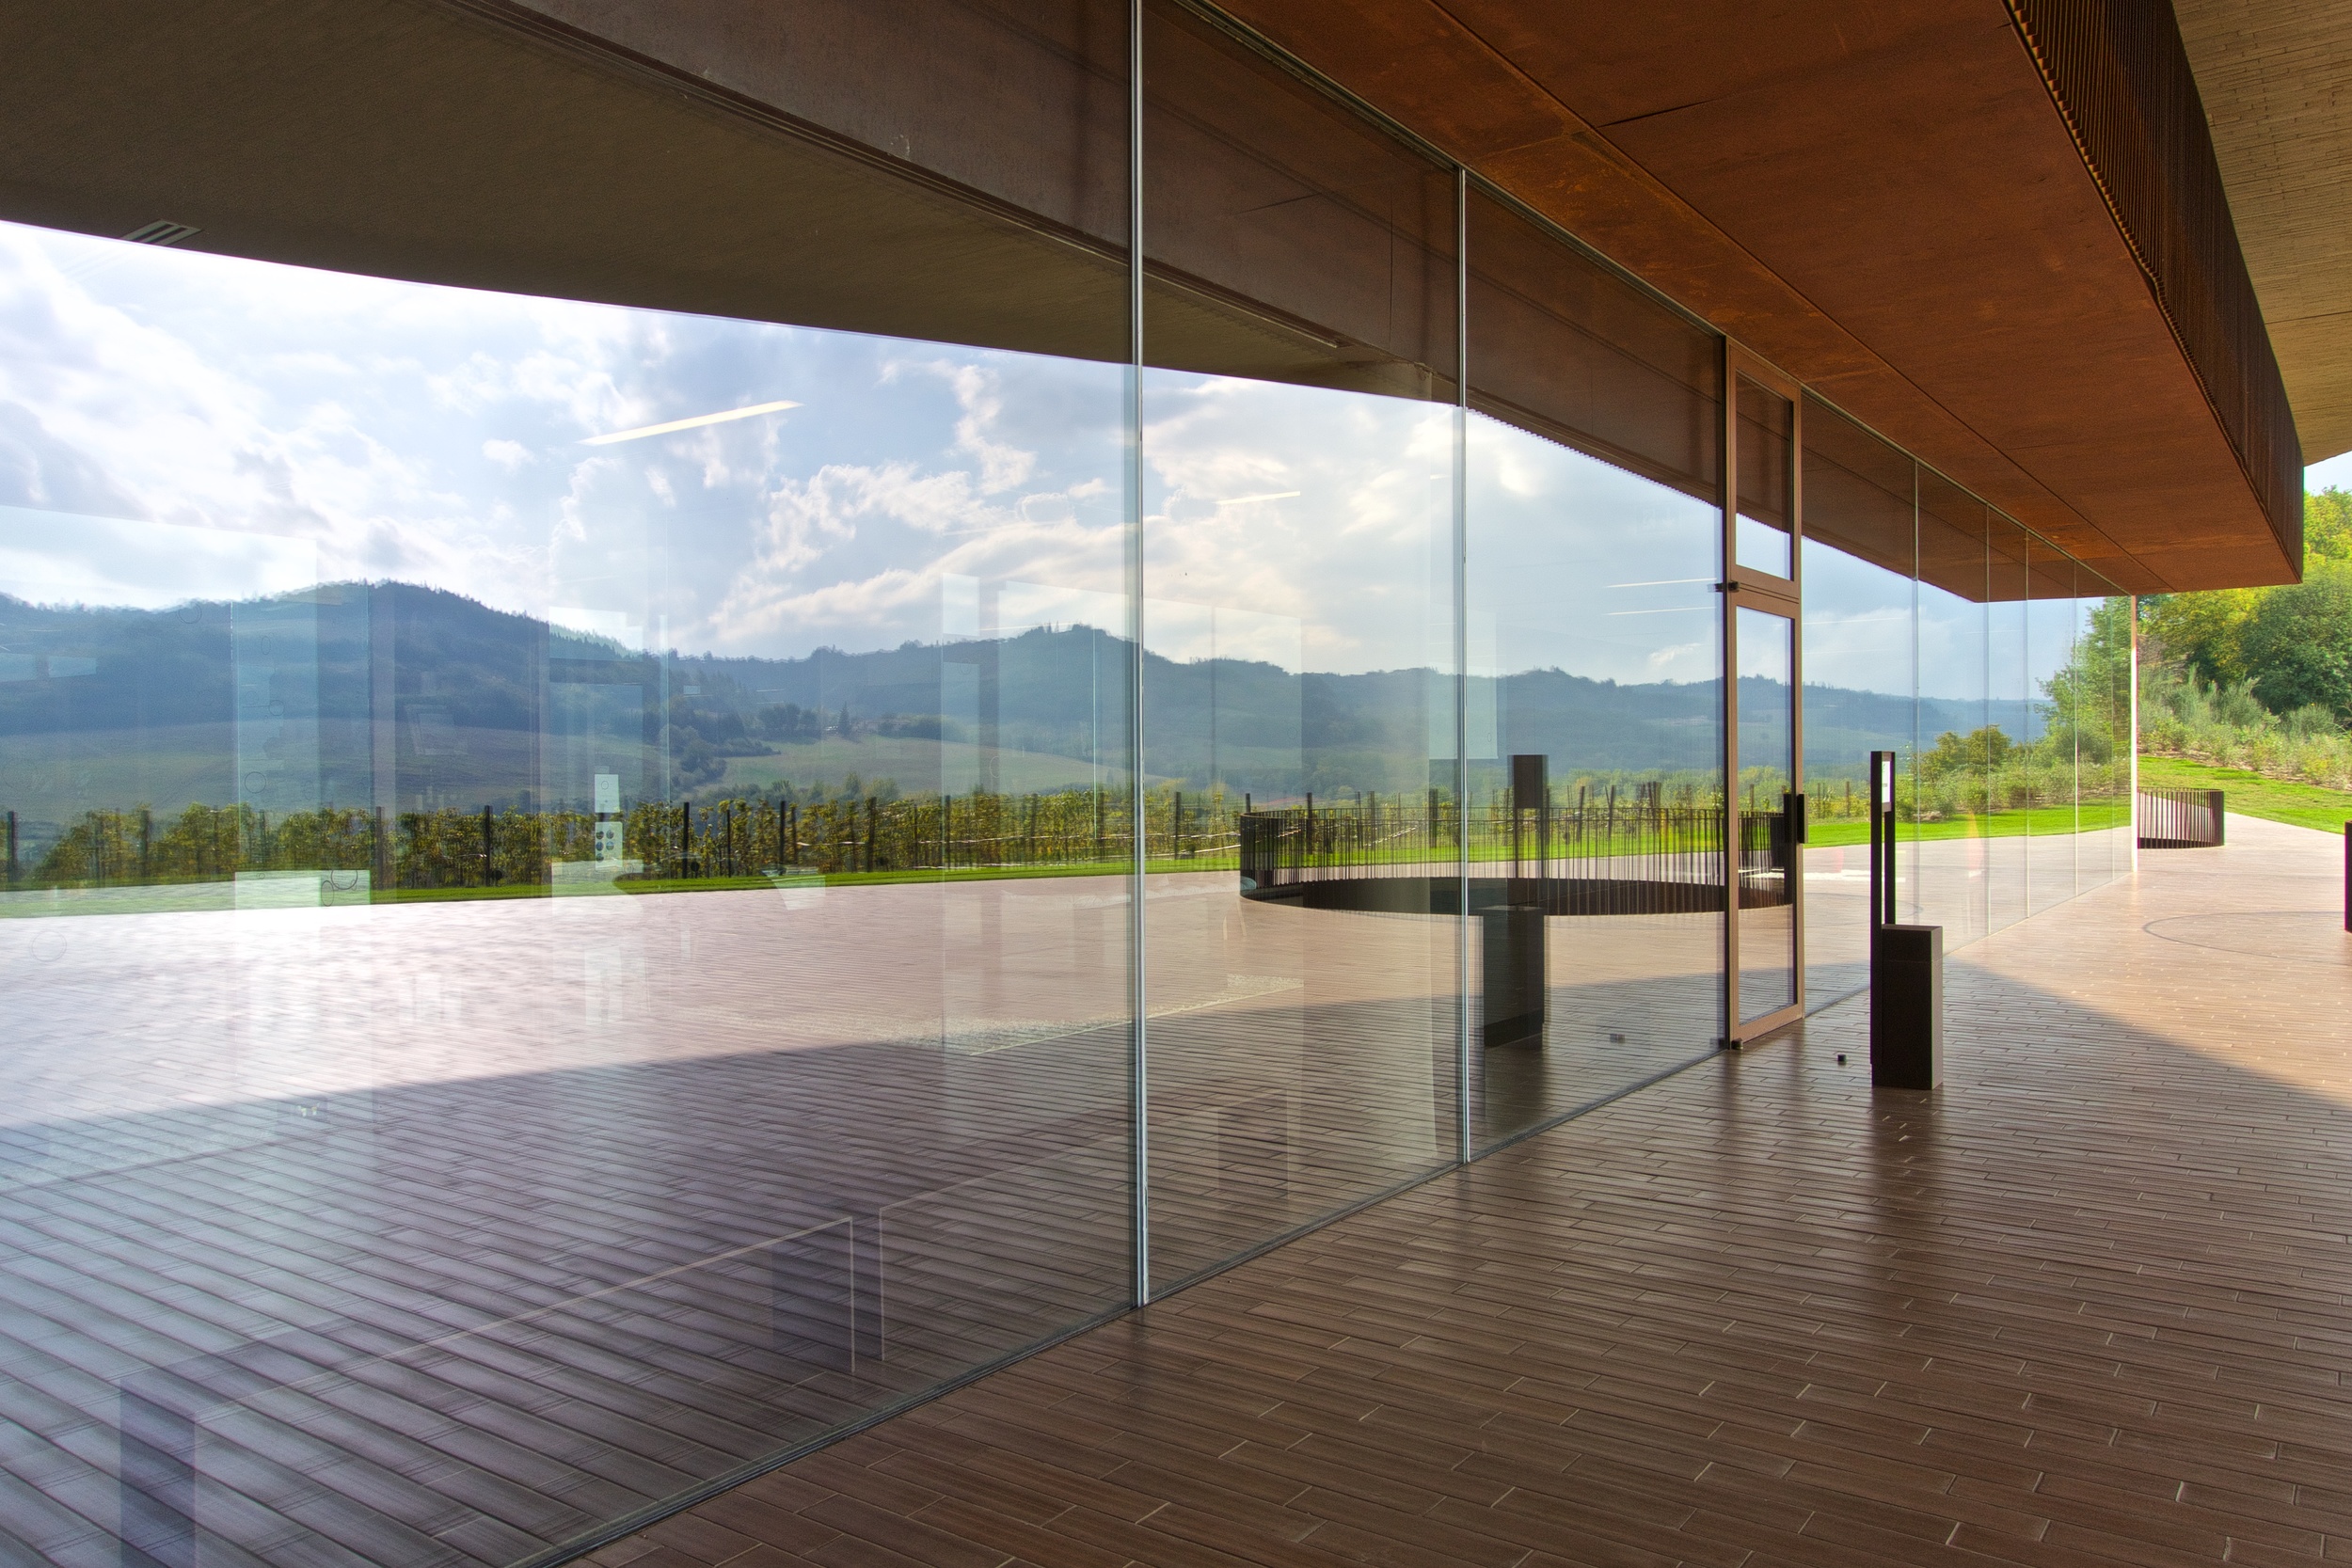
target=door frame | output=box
[1723,344,1805,1044]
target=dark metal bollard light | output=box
[1867,750,1941,1089]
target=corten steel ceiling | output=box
[1209,0,2297,592]
[2175,0,2352,467]
[0,0,2300,592]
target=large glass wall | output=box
[1799,407,2133,1018]
[1799,399,1916,1005]
[1914,472,1993,947]
[1463,188,1724,1148]
[2079,566,2137,879]
[2025,537,2083,914]
[0,8,2146,1562]
[1136,0,1458,1291]
[1987,516,2033,935]
[0,7,1140,1564]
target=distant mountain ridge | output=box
[0,583,2044,815]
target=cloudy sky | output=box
[0,217,2096,696]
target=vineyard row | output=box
[4,766,2126,894]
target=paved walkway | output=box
[599,816,2352,1568]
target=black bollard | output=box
[1867,750,1941,1088]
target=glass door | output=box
[1734,605,1800,1023]
[1724,350,1804,1038]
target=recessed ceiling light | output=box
[584,400,801,445]
[120,221,200,246]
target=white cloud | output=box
[0,218,1738,688]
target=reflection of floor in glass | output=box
[1144,886,1459,1290]
[0,838,2127,1566]
[1477,911,1722,1148]
[0,869,1518,1566]
[1738,898,1796,1020]
[0,878,1167,1567]
[1802,830,2132,1006]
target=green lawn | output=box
[2137,753,2352,835]
[1806,800,2130,848]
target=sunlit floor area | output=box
[593,816,2352,1568]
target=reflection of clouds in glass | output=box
[1805,534,2077,705]
[1469,412,1717,687]
[1915,585,1985,703]
[1646,638,1707,676]
[998,579,1124,638]
[1144,594,1302,673]
[1142,373,1451,674]
[0,219,1126,661]
[0,507,319,610]
[1802,606,1910,698]
[2020,606,2076,694]
[1800,539,1913,697]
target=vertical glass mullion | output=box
[1454,166,1471,1166]
[1909,463,1921,924]
[1126,0,1149,1308]
[1721,346,1740,1037]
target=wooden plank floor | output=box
[596,816,2352,1568]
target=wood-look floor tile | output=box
[599,822,2352,1568]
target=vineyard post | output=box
[139,808,151,882]
[680,800,692,879]
[4,809,14,885]
[866,797,878,873]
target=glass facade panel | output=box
[2077,571,2136,885]
[1915,472,1990,944]
[0,5,1136,1556]
[2024,533,2082,914]
[1138,0,1458,1288]
[1986,515,2033,934]
[1798,398,1916,1006]
[1463,188,1724,1146]
[0,13,2160,1559]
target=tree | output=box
[2039,595,2132,765]
[2140,488,2352,690]
[1920,725,2014,781]
[2308,486,2352,565]
[2139,587,2259,685]
[2240,562,2352,721]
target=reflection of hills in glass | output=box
[0,582,2038,832]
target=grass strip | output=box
[2137,753,2352,835]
